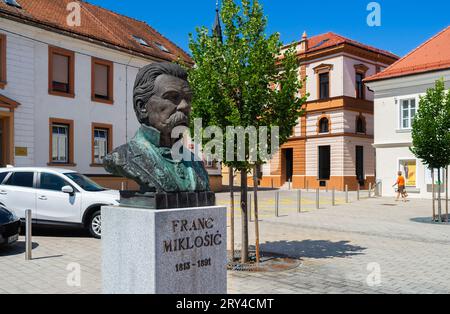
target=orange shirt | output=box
[397,176,405,187]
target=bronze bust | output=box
[104,62,213,208]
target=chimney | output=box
[299,31,308,52]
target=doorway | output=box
[318,146,331,180]
[0,113,13,167]
[356,146,364,186]
[284,148,294,183]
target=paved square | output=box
[1,190,449,294]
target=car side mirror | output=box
[62,185,74,195]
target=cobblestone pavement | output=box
[1,190,449,294]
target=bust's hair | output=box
[133,62,188,124]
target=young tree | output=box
[411,79,450,222]
[189,0,306,262]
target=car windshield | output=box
[64,173,107,192]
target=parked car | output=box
[0,167,120,238]
[0,205,20,247]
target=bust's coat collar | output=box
[134,124,161,147]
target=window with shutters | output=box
[92,58,114,104]
[49,47,75,97]
[0,34,6,89]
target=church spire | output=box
[213,0,223,43]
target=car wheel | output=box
[88,210,102,239]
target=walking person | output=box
[393,171,407,202]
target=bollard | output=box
[357,185,360,201]
[306,181,309,193]
[288,179,291,191]
[297,190,302,213]
[275,191,280,217]
[369,183,372,198]
[25,209,32,261]
[332,188,336,206]
[316,189,320,210]
[345,185,349,203]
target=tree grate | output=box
[227,250,301,272]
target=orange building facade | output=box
[234,32,399,191]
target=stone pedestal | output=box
[101,205,227,294]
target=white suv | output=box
[0,167,120,238]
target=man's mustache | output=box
[167,111,189,128]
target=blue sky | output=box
[88,0,450,57]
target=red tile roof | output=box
[285,32,399,60]
[366,26,450,82]
[0,0,192,63]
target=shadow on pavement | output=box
[19,226,91,238]
[0,241,39,257]
[411,217,450,225]
[257,240,366,259]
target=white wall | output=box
[367,69,450,199]
[1,18,150,174]
[1,28,35,166]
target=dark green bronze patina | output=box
[104,62,213,208]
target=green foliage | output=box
[411,79,450,169]
[188,0,307,171]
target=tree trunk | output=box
[229,167,235,261]
[446,166,449,223]
[432,169,436,222]
[253,164,260,264]
[438,168,442,222]
[240,170,249,263]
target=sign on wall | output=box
[15,147,28,157]
[399,160,416,187]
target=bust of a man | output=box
[104,62,210,193]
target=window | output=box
[5,172,34,188]
[318,146,331,180]
[319,72,329,99]
[155,42,170,53]
[4,0,22,8]
[132,35,150,47]
[319,117,330,134]
[356,116,366,133]
[52,125,69,163]
[400,99,416,129]
[39,173,70,191]
[49,118,74,166]
[0,34,6,88]
[92,123,112,166]
[49,47,75,97]
[0,172,9,184]
[92,58,114,104]
[64,173,106,192]
[356,73,365,99]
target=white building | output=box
[366,26,450,198]
[0,0,225,190]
